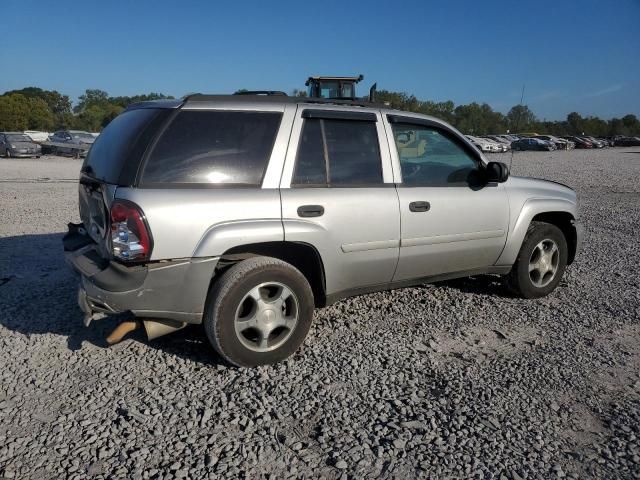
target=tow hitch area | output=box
[78,286,188,344]
[77,287,107,327]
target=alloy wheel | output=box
[234,282,299,352]
[528,239,560,288]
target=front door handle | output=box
[297,205,324,218]
[409,201,431,212]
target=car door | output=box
[280,106,400,298]
[384,114,510,282]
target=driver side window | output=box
[391,123,478,186]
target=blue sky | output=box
[2,0,639,120]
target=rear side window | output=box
[141,111,282,186]
[293,118,383,186]
[82,108,171,184]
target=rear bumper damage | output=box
[64,223,218,326]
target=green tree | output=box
[374,90,420,112]
[454,102,486,134]
[27,97,55,130]
[0,94,30,131]
[567,112,583,134]
[621,114,639,132]
[608,118,626,136]
[419,100,455,124]
[507,105,537,132]
[74,89,110,113]
[109,92,174,108]
[3,87,71,115]
[74,105,102,131]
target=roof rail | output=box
[182,94,386,108]
[234,90,288,96]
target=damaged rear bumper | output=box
[64,223,219,325]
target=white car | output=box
[23,131,51,143]
[466,135,502,153]
[484,136,511,152]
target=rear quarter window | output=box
[82,108,171,184]
[140,110,282,186]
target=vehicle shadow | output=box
[438,274,514,298]
[0,232,225,366]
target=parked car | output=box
[23,130,51,143]
[535,135,574,150]
[511,137,555,151]
[613,136,640,146]
[484,136,511,151]
[63,95,582,366]
[0,132,42,158]
[50,130,96,157]
[581,136,606,148]
[498,134,520,142]
[466,135,501,153]
[562,136,593,149]
[482,137,509,152]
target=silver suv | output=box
[64,95,582,367]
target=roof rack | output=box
[183,93,386,108]
[233,90,288,96]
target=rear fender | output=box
[192,220,284,258]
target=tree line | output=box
[373,90,640,138]
[1,86,639,138]
[0,87,173,132]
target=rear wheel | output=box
[204,256,314,367]
[506,221,568,298]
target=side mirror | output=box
[485,161,509,183]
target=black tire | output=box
[506,221,568,299]
[204,256,314,367]
[5,149,11,158]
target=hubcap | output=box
[234,282,299,353]
[528,239,560,288]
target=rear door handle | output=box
[409,201,430,212]
[297,205,324,218]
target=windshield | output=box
[7,134,31,142]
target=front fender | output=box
[496,197,577,266]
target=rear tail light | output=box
[110,200,153,262]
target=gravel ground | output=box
[0,149,639,479]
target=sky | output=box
[2,0,639,120]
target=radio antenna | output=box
[509,83,526,171]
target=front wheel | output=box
[506,221,568,298]
[204,256,315,367]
